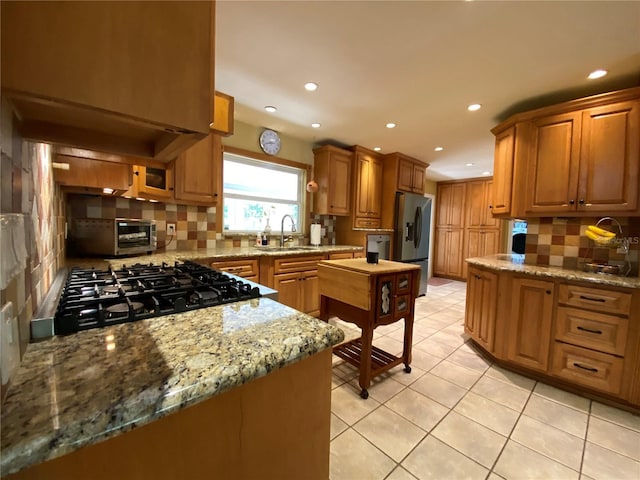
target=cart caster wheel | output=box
[360,389,369,399]
[404,365,412,373]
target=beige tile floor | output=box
[329,280,640,480]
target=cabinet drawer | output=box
[558,284,631,316]
[274,255,325,274]
[354,218,381,229]
[550,342,624,395]
[555,307,628,356]
[328,252,354,260]
[211,258,259,278]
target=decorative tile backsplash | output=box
[1,99,65,381]
[525,217,640,276]
[66,195,218,252]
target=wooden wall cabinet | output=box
[353,147,383,229]
[506,276,554,372]
[465,266,498,352]
[1,1,215,162]
[312,145,352,216]
[53,155,132,194]
[174,133,222,205]
[492,88,640,218]
[383,153,429,194]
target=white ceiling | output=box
[215,1,640,181]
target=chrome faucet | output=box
[280,214,296,247]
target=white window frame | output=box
[222,150,308,234]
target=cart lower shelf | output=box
[333,337,411,399]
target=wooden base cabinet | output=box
[266,255,325,317]
[465,264,640,409]
[506,277,554,372]
[434,228,463,278]
[465,266,498,352]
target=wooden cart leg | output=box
[359,325,373,399]
[403,314,414,373]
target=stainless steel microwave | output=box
[70,218,157,257]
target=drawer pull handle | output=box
[573,362,598,373]
[577,326,603,335]
[578,295,606,303]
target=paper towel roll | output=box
[310,224,321,246]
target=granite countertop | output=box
[467,254,640,289]
[0,299,344,476]
[77,244,364,270]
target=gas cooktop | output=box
[54,260,261,334]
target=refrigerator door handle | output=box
[405,222,414,242]
[414,207,422,248]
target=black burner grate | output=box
[54,261,261,334]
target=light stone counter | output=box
[88,245,364,270]
[0,298,344,476]
[467,254,640,289]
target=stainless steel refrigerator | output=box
[393,191,432,296]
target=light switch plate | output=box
[1,302,20,385]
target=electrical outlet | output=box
[167,223,176,235]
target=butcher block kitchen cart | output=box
[318,259,421,398]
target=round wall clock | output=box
[259,129,281,155]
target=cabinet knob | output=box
[569,199,575,205]
[578,199,585,205]
[545,290,551,295]
[488,205,492,209]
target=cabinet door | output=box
[492,127,515,216]
[507,277,554,371]
[525,112,581,214]
[354,153,372,218]
[398,159,414,192]
[369,155,383,218]
[302,271,320,316]
[273,272,301,311]
[328,152,351,215]
[435,228,464,278]
[54,155,131,190]
[578,101,639,213]
[465,267,497,352]
[174,133,220,205]
[481,229,501,257]
[412,163,426,194]
[137,165,174,199]
[466,181,488,228]
[482,181,499,228]
[436,183,466,227]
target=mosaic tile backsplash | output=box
[525,217,640,276]
[66,195,218,253]
[1,98,66,391]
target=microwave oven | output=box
[70,218,157,257]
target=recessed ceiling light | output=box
[434,147,444,152]
[373,147,381,152]
[588,69,608,80]
[264,106,277,113]
[304,82,318,91]
[386,122,396,129]
[466,163,474,167]
[482,171,491,176]
[311,123,321,128]
[467,104,482,112]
